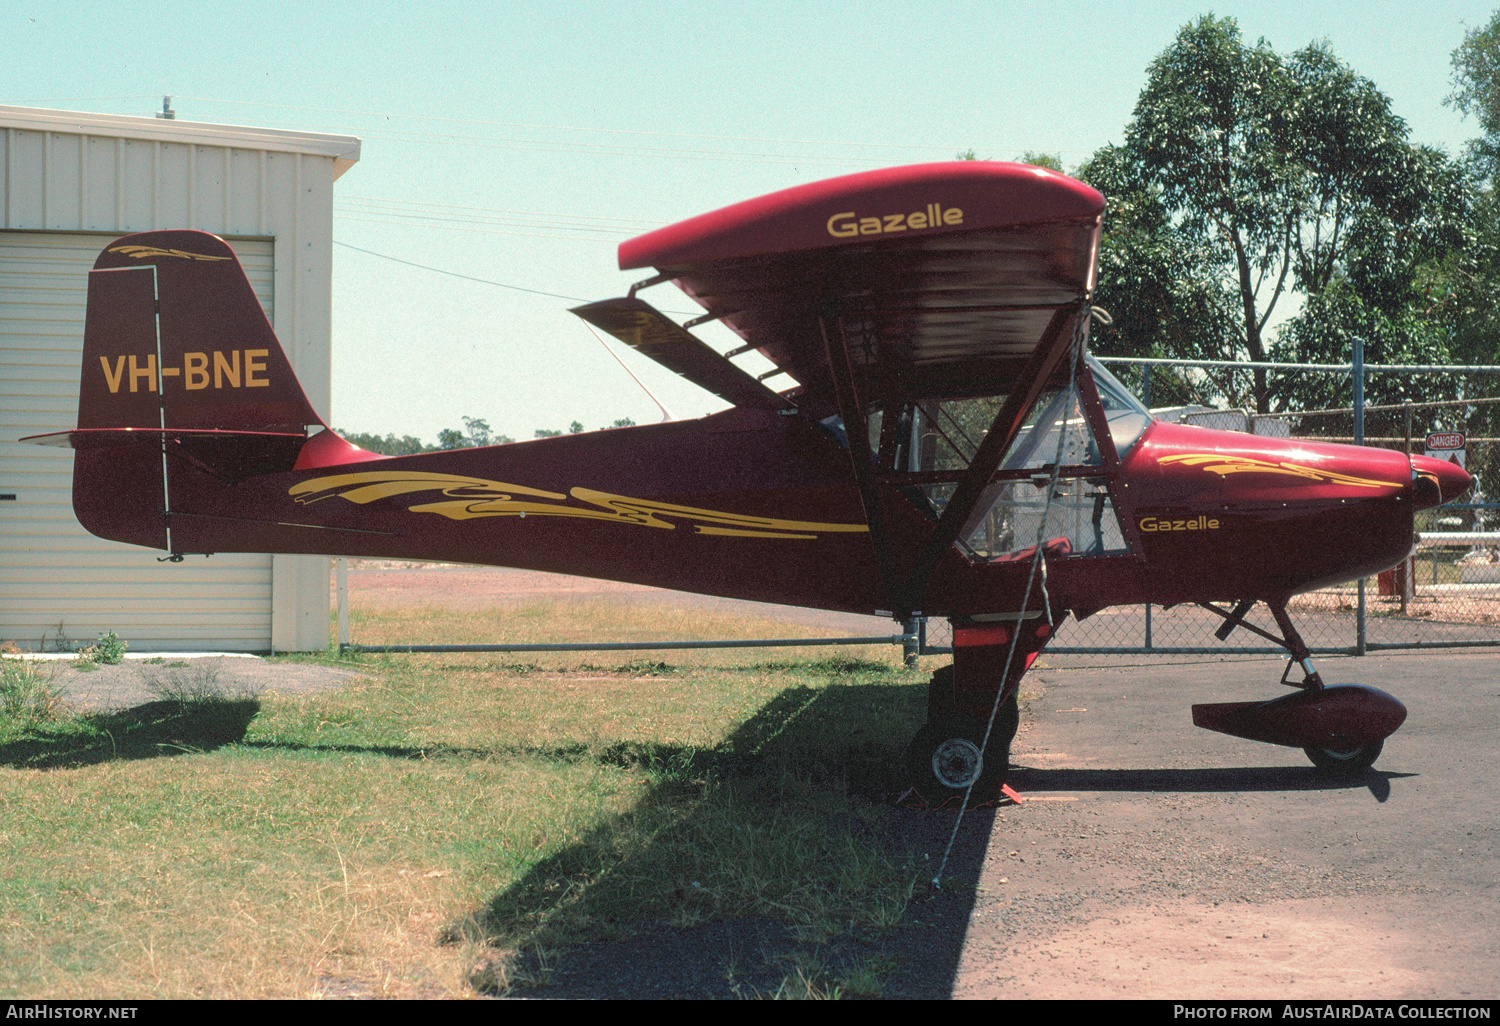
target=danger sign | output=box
[1426,431,1466,470]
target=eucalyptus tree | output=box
[1444,8,1500,372]
[1449,8,1500,186]
[1083,15,1472,412]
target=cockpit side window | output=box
[954,384,1130,559]
[858,368,1137,560]
[821,357,1147,562]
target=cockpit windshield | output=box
[1087,356,1152,459]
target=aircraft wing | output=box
[570,297,790,411]
[615,162,1105,404]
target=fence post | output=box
[337,558,349,653]
[1354,337,1367,655]
[902,617,920,668]
[1144,603,1153,650]
[1401,399,1415,612]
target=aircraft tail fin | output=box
[76,229,323,434]
[23,230,376,550]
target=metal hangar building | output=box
[0,104,360,652]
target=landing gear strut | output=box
[906,611,1062,805]
[907,681,1019,805]
[1194,599,1406,774]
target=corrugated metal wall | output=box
[0,232,276,651]
[0,116,353,651]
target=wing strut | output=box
[819,314,902,610]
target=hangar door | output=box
[0,231,277,652]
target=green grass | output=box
[0,637,929,998]
[0,658,64,723]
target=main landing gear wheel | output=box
[1304,739,1383,776]
[906,695,1019,807]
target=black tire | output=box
[1304,739,1383,775]
[907,694,1019,806]
[926,665,955,720]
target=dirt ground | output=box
[40,656,363,713]
[339,560,894,635]
[337,563,1498,1000]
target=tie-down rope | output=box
[930,305,1090,888]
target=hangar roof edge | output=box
[0,105,361,179]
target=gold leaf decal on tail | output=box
[289,471,868,540]
[1158,454,1394,489]
[108,245,232,262]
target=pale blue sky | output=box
[5,1,1495,441]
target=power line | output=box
[333,240,705,319]
[334,195,662,241]
[333,240,595,302]
[338,194,666,228]
[23,95,158,105]
[250,117,897,168]
[336,212,632,243]
[21,95,1086,160]
[176,94,1030,153]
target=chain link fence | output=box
[920,366,1500,656]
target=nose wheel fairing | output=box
[1192,684,1408,753]
[1192,599,1407,773]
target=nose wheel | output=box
[1305,740,1383,775]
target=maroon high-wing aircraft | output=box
[26,162,1471,804]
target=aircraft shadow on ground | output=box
[0,698,260,770]
[440,679,995,1000]
[1008,764,1412,803]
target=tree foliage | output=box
[336,430,435,456]
[437,416,514,449]
[341,416,516,454]
[1016,151,1063,172]
[1080,15,1476,412]
[1443,9,1500,376]
[344,415,641,451]
[1078,143,1238,408]
[1450,8,1500,185]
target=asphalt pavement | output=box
[930,649,1500,999]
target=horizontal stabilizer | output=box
[570,297,792,411]
[23,426,310,484]
[22,427,306,449]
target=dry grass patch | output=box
[339,596,903,671]
[0,745,640,998]
[0,657,65,723]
